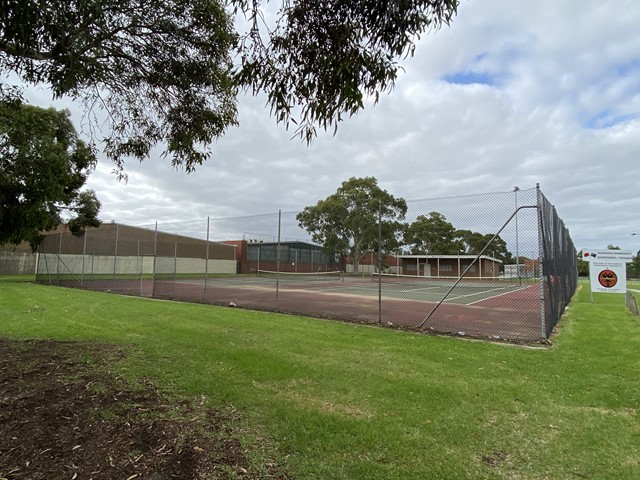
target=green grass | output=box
[1,278,638,479]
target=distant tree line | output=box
[297,177,517,273]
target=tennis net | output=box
[254,269,343,282]
[373,273,519,290]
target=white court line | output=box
[466,285,531,305]
[400,286,443,293]
[311,283,375,292]
[444,286,511,303]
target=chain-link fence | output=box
[0,244,37,274]
[36,185,576,342]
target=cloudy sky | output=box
[22,0,640,253]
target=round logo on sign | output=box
[598,269,618,288]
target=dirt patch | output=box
[0,338,287,479]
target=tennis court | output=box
[136,271,539,341]
[54,270,542,341]
[35,186,576,343]
[322,274,532,304]
[187,271,531,304]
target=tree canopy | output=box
[0,0,458,173]
[404,212,461,255]
[0,99,101,250]
[403,214,514,262]
[296,177,407,273]
[457,229,513,264]
[298,178,521,272]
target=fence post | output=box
[378,201,382,325]
[91,234,95,277]
[152,222,158,297]
[173,242,178,281]
[276,210,281,308]
[113,224,119,289]
[536,183,546,340]
[138,241,142,295]
[81,231,87,288]
[57,229,63,283]
[514,186,522,285]
[204,217,210,301]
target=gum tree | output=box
[297,177,407,274]
[404,212,461,255]
[0,99,100,250]
[0,0,459,174]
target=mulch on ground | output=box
[0,338,287,480]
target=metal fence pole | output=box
[536,183,546,340]
[276,210,281,308]
[152,222,158,297]
[515,186,521,285]
[91,234,95,277]
[112,224,119,289]
[378,201,382,325]
[34,248,40,278]
[204,217,210,301]
[138,241,142,295]
[173,242,178,281]
[57,230,62,283]
[81,231,87,288]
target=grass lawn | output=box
[1,277,638,479]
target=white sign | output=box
[583,249,632,296]
[582,249,633,262]
[589,260,626,294]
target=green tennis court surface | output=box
[173,272,532,305]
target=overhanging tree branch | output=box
[1,0,458,172]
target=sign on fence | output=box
[582,249,633,296]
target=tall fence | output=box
[0,245,37,274]
[36,185,577,343]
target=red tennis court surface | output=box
[59,276,544,342]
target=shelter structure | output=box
[396,254,502,278]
